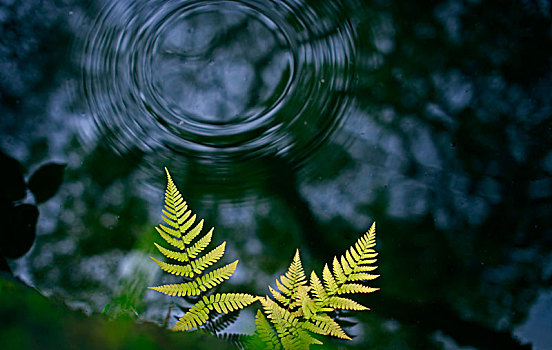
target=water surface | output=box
[1,0,551,349]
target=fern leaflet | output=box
[256,223,380,349]
[148,168,258,331]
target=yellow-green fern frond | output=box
[255,310,282,350]
[269,285,289,306]
[296,286,319,319]
[260,297,320,350]
[181,218,203,245]
[322,264,338,296]
[173,293,258,331]
[258,223,380,349]
[186,228,213,259]
[189,241,226,275]
[155,226,184,250]
[327,296,369,311]
[308,314,350,340]
[337,283,379,295]
[154,243,188,262]
[150,256,194,277]
[309,272,329,308]
[150,168,261,335]
[323,223,380,296]
[195,260,239,291]
[260,297,298,334]
[148,281,202,297]
[274,250,308,307]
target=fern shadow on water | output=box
[149,168,380,349]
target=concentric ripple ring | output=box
[81,0,359,169]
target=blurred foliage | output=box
[0,274,234,350]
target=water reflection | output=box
[80,0,358,191]
[0,0,551,349]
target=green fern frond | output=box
[150,256,194,277]
[148,281,202,297]
[155,226,185,250]
[149,261,239,296]
[154,243,188,262]
[173,293,258,331]
[196,260,239,291]
[269,285,289,306]
[324,222,380,296]
[347,272,379,281]
[158,222,180,237]
[186,228,213,259]
[274,250,308,307]
[327,296,369,311]
[296,286,319,319]
[309,272,329,308]
[260,297,298,334]
[189,241,226,275]
[181,218,203,245]
[257,223,380,349]
[260,297,321,349]
[337,283,380,295]
[322,264,338,296]
[149,168,261,334]
[309,314,351,340]
[332,257,347,285]
[255,310,283,350]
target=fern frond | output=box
[275,250,307,307]
[150,256,193,277]
[159,222,180,237]
[301,320,327,336]
[269,285,289,306]
[337,283,379,295]
[296,286,319,319]
[323,223,379,297]
[309,314,351,340]
[255,310,282,350]
[173,293,258,331]
[347,272,380,281]
[190,241,226,275]
[258,223,380,349]
[155,226,184,250]
[309,272,329,308]
[322,264,338,296]
[148,281,202,297]
[332,257,347,285]
[196,260,239,291]
[154,243,188,262]
[151,168,261,336]
[186,228,213,259]
[353,265,378,272]
[327,296,369,311]
[260,297,321,349]
[163,167,191,231]
[182,218,203,245]
[172,298,210,331]
[260,297,298,334]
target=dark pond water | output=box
[1,0,551,349]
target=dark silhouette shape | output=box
[28,163,66,203]
[0,203,39,259]
[0,152,26,203]
[0,150,65,272]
